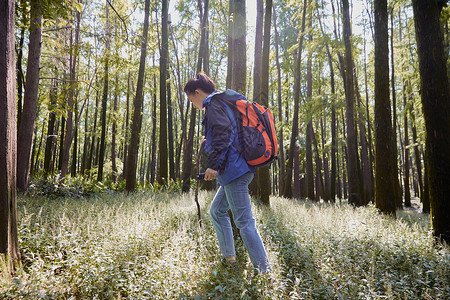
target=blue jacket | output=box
[202,90,255,186]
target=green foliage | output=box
[27,174,109,198]
[1,193,449,299]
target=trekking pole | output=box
[194,142,205,228]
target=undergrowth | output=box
[0,192,449,299]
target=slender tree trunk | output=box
[122,71,131,179]
[97,2,110,182]
[412,0,450,244]
[86,91,99,173]
[305,52,314,200]
[16,0,42,190]
[226,0,234,89]
[374,0,397,215]
[151,74,157,183]
[16,27,25,127]
[60,5,81,180]
[182,1,209,192]
[44,80,58,174]
[403,82,411,207]
[390,9,402,209]
[363,24,375,203]
[409,102,424,204]
[312,124,325,202]
[273,6,285,197]
[71,101,78,176]
[80,93,89,175]
[249,0,264,198]
[342,0,361,206]
[125,0,150,192]
[253,0,264,104]
[111,75,118,183]
[0,0,19,273]
[284,0,308,198]
[158,0,169,185]
[231,0,246,94]
[257,0,272,205]
[354,67,371,205]
[167,73,175,181]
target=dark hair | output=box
[184,72,216,95]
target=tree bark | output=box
[226,0,234,89]
[284,0,308,198]
[342,0,361,206]
[17,0,42,190]
[111,75,118,183]
[61,5,82,180]
[249,0,264,198]
[257,0,272,205]
[231,0,246,94]
[126,0,150,192]
[0,0,19,274]
[374,0,397,215]
[412,0,450,244]
[403,82,411,207]
[44,80,58,174]
[157,0,169,185]
[97,2,110,182]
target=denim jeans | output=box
[210,172,271,273]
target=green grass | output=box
[1,191,449,299]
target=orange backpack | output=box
[215,95,278,168]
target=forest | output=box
[1,0,450,298]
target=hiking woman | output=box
[184,72,271,274]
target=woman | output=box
[184,73,271,274]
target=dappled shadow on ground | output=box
[260,208,333,299]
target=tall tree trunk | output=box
[167,73,175,181]
[231,0,246,94]
[158,0,169,185]
[412,0,450,244]
[0,0,19,273]
[80,93,89,175]
[342,0,361,206]
[305,51,314,200]
[17,0,42,190]
[363,23,375,203]
[71,100,78,176]
[403,83,411,207]
[60,5,81,180]
[125,0,150,192]
[16,27,25,127]
[284,0,308,198]
[151,74,157,183]
[86,91,99,173]
[374,0,397,215]
[44,80,58,174]
[182,0,209,192]
[97,2,110,182]
[249,0,264,198]
[320,19,337,202]
[257,0,272,205]
[273,5,285,197]
[226,0,234,89]
[122,71,131,179]
[111,75,118,183]
[409,101,424,204]
[390,9,402,209]
[253,0,264,104]
[354,66,372,205]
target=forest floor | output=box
[1,190,449,299]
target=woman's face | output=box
[187,89,207,110]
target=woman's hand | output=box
[204,168,217,181]
[201,136,206,146]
